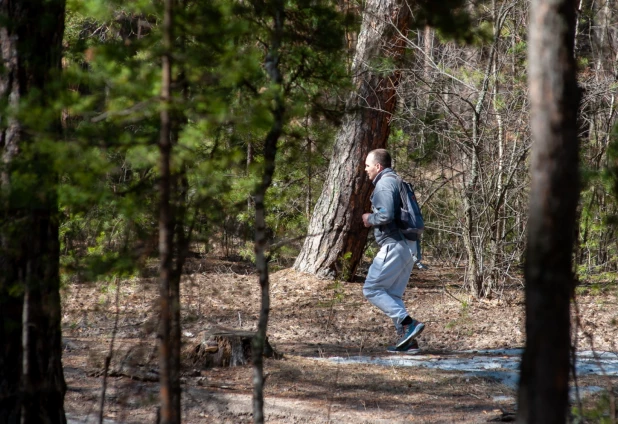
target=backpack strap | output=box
[380,173,405,235]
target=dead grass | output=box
[61,256,618,423]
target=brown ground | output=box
[61,257,618,423]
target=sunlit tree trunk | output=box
[0,0,67,422]
[487,0,505,294]
[516,0,580,422]
[294,0,411,279]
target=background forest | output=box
[1,0,617,422]
[60,0,618,297]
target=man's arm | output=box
[364,187,396,227]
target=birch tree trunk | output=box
[516,0,580,422]
[293,0,411,279]
[0,0,67,422]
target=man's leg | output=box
[363,241,415,329]
[393,240,425,347]
[385,241,417,331]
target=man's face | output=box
[365,154,382,181]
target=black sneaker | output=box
[396,319,425,348]
[387,339,421,354]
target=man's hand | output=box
[362,213,371,228]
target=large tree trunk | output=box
[0,0,67,423]
[516,0,580,422]
[293,0,411,279]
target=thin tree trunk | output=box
[573,0,584,52]
[98,279,121,424]
[294,0,411,279]
[0,1,67,422]
[516,0,580,422]
[488,0,508,295]
[423,25,433,79]
[305,123,312,220]
[169,169,188,423]
[487,72,504,294]
[463,2,511,298]
[157,0,180,422]
[252,2,285,422]
[248,141,254,211]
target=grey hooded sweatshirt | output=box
[367,168,403,246]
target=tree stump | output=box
[185,329,281,368]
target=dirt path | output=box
[61,258,618,423]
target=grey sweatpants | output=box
[363,239,417,333]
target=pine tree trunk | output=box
[293,0,411,279]
[0,1,67,423]
[157,0,181,422]
[252,2,284,422]
[516,0,580,422]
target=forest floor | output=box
[61,256,618,423]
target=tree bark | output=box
[488,4,505,294]
[252,2,284,422]
[516,0,580,422]
[157,0,181,422]
[0,1,67,423]
[463,2,511,298]
[293,0,411,279]
[186,330,280,369]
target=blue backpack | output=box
[384,174,425,242]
